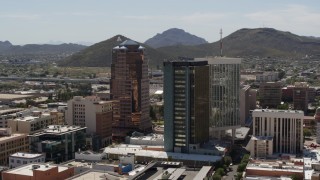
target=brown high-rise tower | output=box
[111,40,151,137]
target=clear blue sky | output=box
[1,0,319,45]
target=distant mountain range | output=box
[58,28,320,67]
[2,27,320,67]
[157,28,320,58]
[59,35,170,67]
[0,41,86,55]
[144,28,208,48]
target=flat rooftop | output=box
[195,57,241,64]
[104,146,222,163]
[0,108,24,115]
[14,113,51,122]
[67,170,126,180]
[0,133,26,142]
[10,152,44,159]
[247,159,303,172]
[0,94,34,100]
[253,109,304,115]
[5,163,68,176]
[29,125,86,136]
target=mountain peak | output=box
[145,28,208,48]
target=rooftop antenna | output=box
[220,28,223,57]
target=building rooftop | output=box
[0,94,34,100]
[10,152,44,159]
[14,113,51,122]
[253,109,304,114]
[246,159,304,173]
[193,166,213,180]
[226,127,250,140]
[29,125,86,136]
[251,136,273,141]
[104,145,222,163]
[5,163,69,176]
[0,133,26,142]
[66,170,126,180]
[119,39,139,46]
[195,56,241,64]
[0,108,24,115]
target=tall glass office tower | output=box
[196,57,241,138]
[164,60,209,153]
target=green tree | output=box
[237,163,247,172]
[304,128,312,137]
[215,168,225,176]
[224,156,232,166]
[235,172,243,180]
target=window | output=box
[17,160,21,163]
[23,161,27,164]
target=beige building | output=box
[0,108,25,128]
[247,136,273,158]
[240,85,257,126]
[66,96,113,147]
[0,128,29,165]
[252,109,304,154]
[8,110,64,134]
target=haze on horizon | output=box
[1,0,320,45]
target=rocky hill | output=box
[145,28,208,48]
[59,28,320,67]
[59,35,170,67]
[157,28,320,58]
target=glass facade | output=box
[164,60,209,153]
[29,126,86,163]
[208,59,241,129]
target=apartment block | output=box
[0,108,25,128]
[0,128,29,165]
[8,110,64,134]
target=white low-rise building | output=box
[75,151,105,161]
[9,152,45,168]
[125,134,164,146]
[252,109,304,154]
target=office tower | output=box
[111,40,151,137]
[293,82,309,113]
[259,82,282,108]
[252,109,303,154]
[195,57,241,139]
[66,96,113,148]
[164,60,209,153]
[240,85,257,126]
